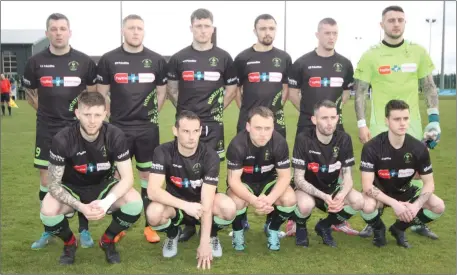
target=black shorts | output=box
[63,178,119,204]
[230,180,276,197]
[34,120,75,169]
[200,122,225,160]
[385,186,421,204]
[118,125,160,171]
[1,93,10,103]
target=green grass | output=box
[1,98,455,274]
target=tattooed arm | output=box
[413,173,435,208]
[25,88,38,111]
[167,80,179,108]
[419,74,439,109]
[338,166,354,198]
[354,80,372,143]
[294,168,328,201]
[361,171,398,207]
[47,163,83,211]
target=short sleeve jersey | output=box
[150,140,220,202]
[48,122,130,186]
[226,130,290,186]
[288,50,354,127]
[167,45,238,123]
[22,47,98,127]
[292,128,355,194]
[96,46,168,127]
[360,132,433,195]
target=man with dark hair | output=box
[359,99,445,248]
[96,14,167,244]
[291,99,363,247]
[226,106,296,251]
[354,5,441,239]
[286,17,357,236]
[167,8,238,241]
[40,91,143,265]
[146,110,236,268]
[23,13,98,249]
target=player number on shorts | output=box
[35,147,41,157]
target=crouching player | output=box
[146,110,236,270]
[360,100,445,248]
[226,106,296,251]
[40,91,142,265]
[291,100,364,247]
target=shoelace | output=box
[166,238,174,250]
[268,231,279,245]
[211,238,219,250]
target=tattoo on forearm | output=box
[342,167,351,177]
[25,88,38,109]
[420,75,439,109]
[48,164,81,211]
[294,169,326,200]
[166,81,179,108]
[414,192,432,207]
[354,80,370,120]
[365,186,381,199]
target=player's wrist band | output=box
[357,119,367,128]
[99,193,118,213]
[427,108,440,123]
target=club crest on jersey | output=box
[192,163,201,175]
[101,146,107,157]
[333,63,343,72]
[272,57,281,67]
[209,56,219,67]
[142,59,153,68]
[264,150,270,161]
[332,146,339,158]
[68,61,79,71]
[217,140,224,150]
[404,153,412,163]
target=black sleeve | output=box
[226,141,244,170]
[359,143,376,172]
[49,135,68,166]
[340,135,355,167]
[343,59,355,90]
[233,53,245,87]
[96,55,111,85]
[22,58,37,89]
[274,136,290,169]
[224,54,238,86]
[150,146,167,174]
[156,57,168,86]
[282,53,293,84]
[86,59,98,86]
[111,129,130,162]
[203,149,220,186]
[292,135,307,170]
[416,147,433,175]
[287,59,302,89]
[167,54,180,81]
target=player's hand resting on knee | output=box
[185,202,203,220]
[196,242,213,270]
[80,203,105,221]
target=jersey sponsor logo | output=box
[227,77,238,84]
[172,164,182,168]
[248,72,282,83]
[292,157,305,166]
[63,77,81,87]
[308,65,322,69]
[378,65,391,74]
[114,73,129,83]
[204,176,218,182]
[114,61,130,65]
[190,179,203,188]
[40,64,55,68]
[309,150,321,155]
[344,157,355,164]
[204,71,221,81]
[423,164,432,172]
[97,162,111,171]
[243,166,254,174]
[138,73,155,83]
[117,150,129,159]
[381,157,391,160]
[151,163,164,171]
[182,71,195,81]
[288,78,298,86]
[261,164,275,173]
[170,176,183,188]
[182,71,221,82]
[247,61,261,65]
[227,160,237,167]
[246,156,255,160]
[329,77,344,87]
[248,72,260,82]
[182,59,197,63]
[401,63,417,73]
[76,151,86,156]
[320,165,328,173]
[277,159,290,166]
[398,168,415,178]
[74,164,88,174]
[378,169,391,179]
[307,162,319,173]
[328,161,342,173]
[361,161,373,169]
[40,76,77,87]
[50,151,65,162]
[309,77,330,87]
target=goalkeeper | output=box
[353,5,441,239]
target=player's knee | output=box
[40,204,61,217]
[362,197,377,214]
[432,196,445,214]
[39,170,48,186]
[146,202,166,226]
[122,188,142,203]
[297,200,313,216]
[280,190,297,207]
[216,195,237,220]
[350,192,365,211]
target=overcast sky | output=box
[1,1,456,73]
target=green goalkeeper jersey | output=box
[354,40,435,139]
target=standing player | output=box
[96,14,167,243]
[287,17,357,235]
[291,100,364,247]
[1,74,12,116]
[166,8,238,241]
[40,91,143,264]
[227,106,296,251]
[23,13,98,249]
[359,100,445,248]
[146,111,236,268]
[354,5,441,238]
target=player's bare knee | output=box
[362,196,377,213]
[122,188,142,203]
[146,202,166,226]
[279,189,297,207]
[39,169,48,186]
[214,194,236,220]
[429,196,445,214]
[348,191,364,211]
[40,196,63,216]
[139,171,149,181]
[227,189,248,210]
[297,197,314,216]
